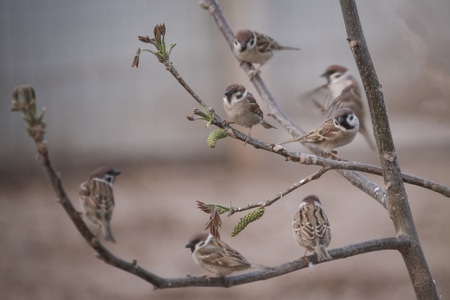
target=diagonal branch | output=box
[228,167,330,215]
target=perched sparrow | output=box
[185,233,252,279]
[233,29,300,76]
[302,65,375,150]
[223,84,276,141]
[280,107,359,156]
[293,195,332,262]
[79,166,121,243]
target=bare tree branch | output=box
[228,167,330,215]
[339,0,439,298]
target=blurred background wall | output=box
[1,0,449,172]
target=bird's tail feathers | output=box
[103,223,116,243]
[316,246,332,262]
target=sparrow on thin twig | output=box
[301,65,375,150]
[293,195,332,262]
[185,233,252,280]
[79,166,121,243]
[233,29,300,76]
[280,107,359,157]
[223,84,276,142]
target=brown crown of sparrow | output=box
[185,233,252,279]
[293,195,332,262]
[223,83,276,142]
[301,65,375,150]
[280,107,359,156]
[79,166,121,243]
[233,29,300,76]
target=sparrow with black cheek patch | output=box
[223,84,276,142]
[233,29,300,76]
[301,65,375,150]
[185,233,252,280]
[293,195,332,262]
[79,166,121,243]
[280,107,359,156]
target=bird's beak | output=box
[185,242,194,253]
[240,41,247,51]
[113,170,121,176]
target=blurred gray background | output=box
[1,1,449,299]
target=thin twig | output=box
[228,167,330,216]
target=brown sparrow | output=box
[293,195,332,262]
[185,233,252,279]
[223,84,276,141]
[302,65,375,150]
[280,107,359,156]
[233,29,300,76]
[79,166,121,243]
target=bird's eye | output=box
[104,175,114,183]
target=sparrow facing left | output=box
[185,233,252,279]
[293,195,332,262]
[223,84,276,141]
[280,107,359,156]
[79,166,121,243]
[301,65,375,150]
[233,29,300,76]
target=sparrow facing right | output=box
[223,84,276,142]
[185,233,252,279]
[301,65,375,150]
[79,166,121,243]
[293,195,332,262]
[233,29,300,76]
[280,107,359,156]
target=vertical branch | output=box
[339,1,439,299]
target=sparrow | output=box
[301,65,375,150]
[185,233,252,279]
[79,166,121,243]
[223,84,276,141]
[233,29,300,76]
[280,107,359,156]
[293,195,332,262]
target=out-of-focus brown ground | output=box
[1,115,449,300]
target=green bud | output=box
[231,207,265,237]
[207,129,227,148]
